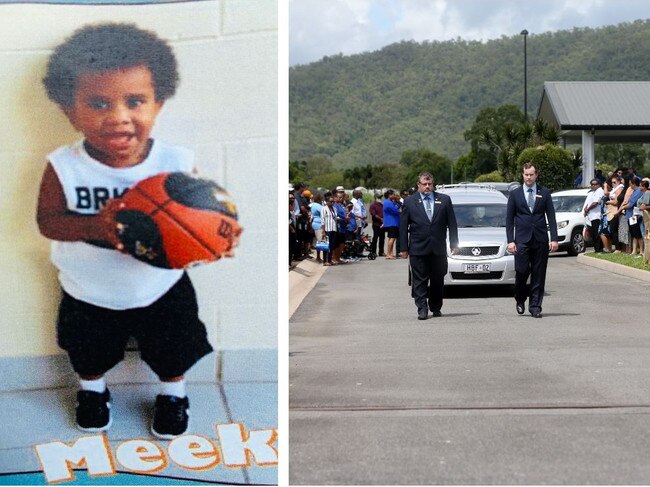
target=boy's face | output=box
[64,65,164,167]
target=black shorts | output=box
[57,273,213,378]
[297,229,311,243]
[296,218,311,243]
[386,226,399,238]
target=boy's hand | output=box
[99,199,127,251]
[223,231,242,258]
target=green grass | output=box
[584,251,650,271]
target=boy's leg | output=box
[57,292,130,432]
[136,274,212,439]
[151,375,190,439]
[79,375,106,392]
[76,376,112,432]
[159,375,186,398]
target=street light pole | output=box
[520,29,528,120]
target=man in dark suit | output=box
[400,172,459,320]
[506,162,558,318]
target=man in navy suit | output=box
[506,162,558,318]
[400,172,459,320]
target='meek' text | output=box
[34,422,277,483]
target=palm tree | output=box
[480,118,562,181]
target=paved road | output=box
[289,253,650,484]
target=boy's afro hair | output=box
[43,23,179,107]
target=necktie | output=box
[527,188,534,212]
[425,196,433,221]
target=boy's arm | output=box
[37,163,121,248]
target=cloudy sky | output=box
[289,0,650,66]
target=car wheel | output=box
[568,226,585,255]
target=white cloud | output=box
[290,0,378,64]
[290,0,650,65]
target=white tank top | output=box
[48,139,194,310]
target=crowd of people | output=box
[290,165,650,269]
[582,167,650,261]
[289,182,418,267]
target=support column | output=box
[581,130,595,188]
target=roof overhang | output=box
[537,81,650,145]
[558,128,650,145]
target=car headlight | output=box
[557,220,569,229]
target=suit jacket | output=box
[506,184,558,245]
[399,192,459,256]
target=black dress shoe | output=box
[431,310,442,317]
[418,309,428,320]
[516,303,525,315]
[530,311,542,318]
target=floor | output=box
[0,380,277,485]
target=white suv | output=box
[550,188,592,255]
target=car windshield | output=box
[552,195,585,212]
[453,203,506,228]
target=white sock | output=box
[79,377,106,394]
[160,379,186,398]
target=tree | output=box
[480,117,564,181]
[289,155,345,189]
[531,118,560,145]
[399,148,453,186]
[464,105,527,153]
[289,160,306,183]
[302,155,337,180]
[453,152,480,182]
[366,163,407,189]
[460,105,527,176]
[310,171,345,191]
[595,143,648,172]
[343,164,374,188]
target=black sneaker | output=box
[76,389,111,432]
[151,395,189,439]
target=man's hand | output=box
[400,251,408,259]
[507,242,517,254]
[450,247,459,255]
[549,241,558,252]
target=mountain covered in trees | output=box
[290,19,650,168]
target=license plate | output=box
[463,263,491,273]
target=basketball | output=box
[114,172,241,269]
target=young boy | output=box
[37,23,214,439]
[345,202,357,242]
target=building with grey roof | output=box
[537,81,650,184]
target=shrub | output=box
[475,171,505,183]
